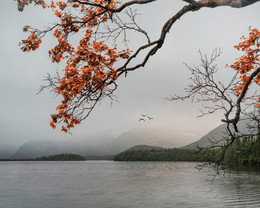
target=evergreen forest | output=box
[114,137,260,166]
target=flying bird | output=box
[138,114,154,122]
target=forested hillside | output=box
[114,137,260,166]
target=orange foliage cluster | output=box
[17,0,46,11]
[19,30,42,52]
[230,27,260,95]
[20,0,129,132]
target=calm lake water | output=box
[0,161,260,208]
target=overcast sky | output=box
[0,0,259,147]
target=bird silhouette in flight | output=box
[138,114,154,122]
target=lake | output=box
[0,161,260,208]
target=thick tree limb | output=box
[114,0,260,76]
[222,67,260,131]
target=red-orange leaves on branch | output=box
[230,27,260,95]
[19,0,130,132]
[51,39,128,133]
[49,39,74,63]
[19,30,42,52]
[17,0,46,11]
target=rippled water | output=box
[0,161,259,208]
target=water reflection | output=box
[213,165,260,208]
[225,164,260,173]
[0,161,259,208]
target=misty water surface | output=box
[0,161,260,208]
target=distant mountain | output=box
[12,139,116,159]
[0,143,18,159]
[182,119,254,149]
[109,128,176,153]
[12,140,99,159]
[12,140,65,159]
[12,119,257,159]
[11,128,177,159]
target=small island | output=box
[0,153,86,161]
[35,153,86,161]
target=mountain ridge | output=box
[10,128,177,159]
[8,119,254,159]
[182,119,255,149]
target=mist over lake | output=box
[0,161,260,208]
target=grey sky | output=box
[0,0,260,146]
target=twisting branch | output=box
[222,67,260,131]
[16,0,260,133]
[116,0,260,75]
[168,48,238,120]
[170,47,260,170]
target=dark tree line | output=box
[114,136,260,166]
[0,153,86,161]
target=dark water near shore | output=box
[0,161,260,208]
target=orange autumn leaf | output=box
[20,0,129,133]
[228,27,260,105]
